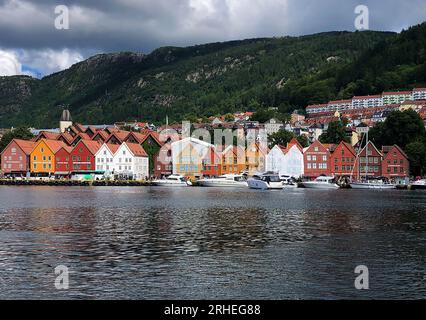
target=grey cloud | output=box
[0,0,425,75]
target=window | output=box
[307,155,311,161]
[48,156,51,161]
[312,156,317,161]
[34,164,37,169]
[307,163,312,169]
[11,148,16,154]
[314,147,319,152]
[43,156,46,161]
[87,156,91,161]
[41,148,44,153]
[323,156,327,161]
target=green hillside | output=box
[0,28,412,127]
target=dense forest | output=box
[0,22,425,128]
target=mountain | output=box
[0,28,411,128]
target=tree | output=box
[251,109,276,123]
[297,135,310,148]
[0,127,34,153]
[268,130,295,148]
[319,121,350,144]
[406,141,426,176]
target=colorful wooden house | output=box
[303,140,332,178]
[357,141,383,178]
[30,139,68,175]
[55,146,73,176]
[1,139,36,176]
[381,145,410,184]
[70,140,102,172]
[330,141,358,178]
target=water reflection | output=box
[0,186,426,299]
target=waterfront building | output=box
[381,145,410,184]
[1,139,36,176]
[220,145,246,175]
[266,138,304,178]
[303,141,332,179]
[113,143,149,180]
[70,140,102,173]
[357,141,383,178]
[245,142,268,175]
[92,130,110,143]
[330,142,358,178]
[30,139,68,175]
[171,137,215,178]
[55,146,73,177]
[95,143,120,174]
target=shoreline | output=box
[0,179,153,187]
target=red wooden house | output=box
[330,141,358,178]
[357,141,382,178]
[202,146,221,177]
[303,140,332,178]
[381,145,410,183]
[70,140,102,172]
[55,146,73,176]
[1,139,36,176]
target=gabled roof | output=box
[125,143,148,157]
[57,132,74,144]
[57,146,73,154]
[35,139,68,154]
[287,138,303,153]
[1,139,36,156]
[93,130,110,141]
[382,145,408,159]
[74,140,102,155]
[35,131,61,141]
[106,131,131,144]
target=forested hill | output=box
[2,25,422,128]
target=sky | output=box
[0,0,426,77]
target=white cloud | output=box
[0,50,22,76]
[20,48,84,76]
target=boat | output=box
[409,179,426,190]
[152,175,192,187]
[247,173,284,190]
[197,174,248,188]
[350,178,396,189]
[280,175,298,188]
[349,128,396,190]
[302,176,340,189]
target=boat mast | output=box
[365,129,369,181]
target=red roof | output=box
[77,140,102,155]
[12,139,36,155]
[353,95,382,99]
[36,131,61,141]
[42,139,68,154]
[106,143,120,155]
[413,88,426,92]
[383,91,412,95]
[125,143,148,157]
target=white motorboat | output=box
[152,175,192,187]
[247,173,284,190]
[409,179,426,190]
[198,174,248,188]
[350,179,396,189]
[302,176,340,189]
[280,175,298,188]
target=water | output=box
[0,186,425,300]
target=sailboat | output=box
[350,129,396,190]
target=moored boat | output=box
[409,179,426,190]
[152,175,192,187]
[247,173,284,190]
[198,174,248,188]
[350,178,396,190]
[302,176,340,189]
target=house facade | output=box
[95,144,120,174]
[55,146,72,176]
[381,145,410,184]
[30,139,67,175]
[357,141,382,178]
[303,140,332,178]
[1,139,36,176]
[266,139,304,178]
[330,142,358,178]
[70,140,102,172]
[113,143,149,180]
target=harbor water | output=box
[0,186,425,299]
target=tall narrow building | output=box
[60,109,73,133]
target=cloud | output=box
[0,50,22,76]
[0,0,426,76]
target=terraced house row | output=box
[1,138,149,180]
